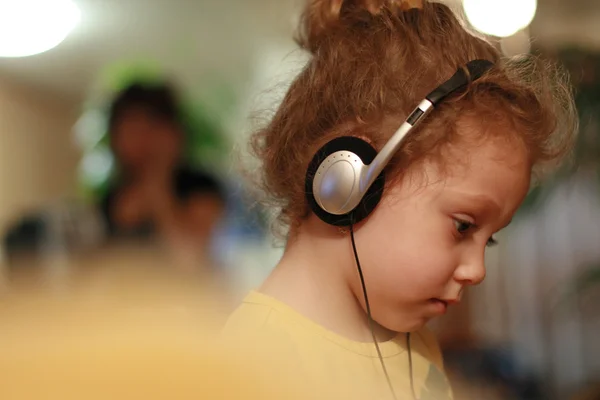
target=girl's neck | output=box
[259,222,396,343]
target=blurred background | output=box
[0,0,598,399]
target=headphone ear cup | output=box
[305,136,385,227]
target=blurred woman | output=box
[100,82,225,272]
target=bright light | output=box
[463,0,537,38]
[500,29,531,57]
[0,0,80,57]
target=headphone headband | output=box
[307,59,494,226]
[361,59,494,194]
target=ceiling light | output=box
[0,0,80,57]
[463,0,537,38]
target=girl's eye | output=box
[486,236,498,247]
[454,219,500,248]
[454,219,473,234]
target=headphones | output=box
[306,59,494,227]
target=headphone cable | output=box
[349,224,398,400]
[349,224,418,400]
[407,332,417,399]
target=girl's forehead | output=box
[438,138,531,214]
[449,135,529,176]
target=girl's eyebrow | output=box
[445,190,502,214]
[462,193,502,214]
[446,191,513,230]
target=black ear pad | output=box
[305,136,385,227]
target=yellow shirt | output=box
[221,291,454,400]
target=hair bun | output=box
[397,0,423,11]
[297,0,423,54]
[296,0,343,54]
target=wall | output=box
[0,78,80,241]
[471,172,600,398]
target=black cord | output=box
[349,224,398,400]
[407,332,417,399]
[349,224,419,400]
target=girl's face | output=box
[349,133,531,333]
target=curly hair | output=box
[249,0,578,238]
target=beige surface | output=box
[0,265,300,400]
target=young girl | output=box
[222,1,577,399]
